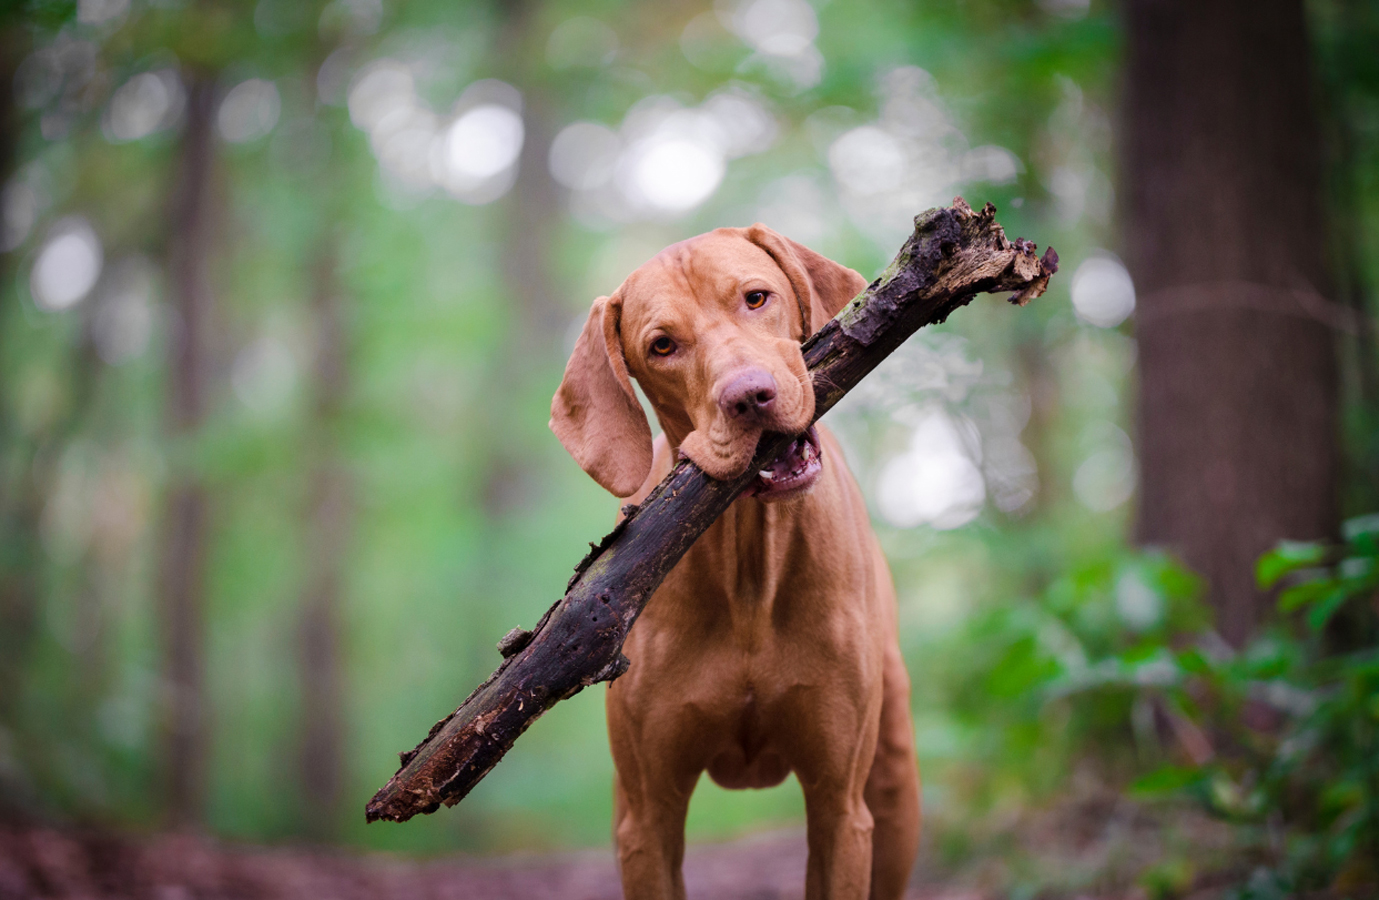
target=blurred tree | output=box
[158,69,219,827]
[289,13,354,842]
[0,4,100,815]
[0,11,33,809]
[1124,0,1339,646]
[482,0,564,518]
[296,242,351,840]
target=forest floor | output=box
[0,789,1247,900]
[0,824,973,900]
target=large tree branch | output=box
[365,198,1058,824]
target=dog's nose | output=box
[719,369,778,420]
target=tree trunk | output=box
[0,21,32,755]
[1124,0,1339,646]
[296,245,351,840]
[479,0,565,519]
[158,71,218,827]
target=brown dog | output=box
[551,225,920,899]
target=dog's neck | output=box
[690,484,832,619]
[646,407,829,607]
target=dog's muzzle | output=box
[742,426,822,501]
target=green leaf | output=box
[1130,765,1206,796]
[1341,512,1379,542]
[1257,540,1328,589]
[1175,647,1212,676]
[1305,587,1351,632]
[1278,580,1329,612]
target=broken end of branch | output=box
[1009,244,1060,306]
[941,196,1059,307]
[365,782,436,824]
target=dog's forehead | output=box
[620,230,786,321]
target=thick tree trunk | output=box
[158,71,218,827]
[296,246,350,840]
[1124,0,1339,646]
[366,200,1056,823]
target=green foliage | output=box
[936,517,1379,896]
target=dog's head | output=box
[550,225,866,499]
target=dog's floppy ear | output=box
[744,224,868,337]
[550,292,653,498]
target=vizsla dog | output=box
[550,225,921,900]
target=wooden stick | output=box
[365,198,1058,823]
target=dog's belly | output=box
[701,685,792,789]
[706,746,790,789]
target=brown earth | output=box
[0,825,967,900]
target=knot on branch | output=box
[497,627,533,658]
[590,652,630,685]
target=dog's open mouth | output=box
[743,426,822,501]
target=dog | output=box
[550,225,920,900]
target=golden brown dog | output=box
[551,225,921,900]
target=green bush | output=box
[933,515,1379,898]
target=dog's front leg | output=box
[791,677,885,900]
[613,771,695,900]
[801,779,876,900]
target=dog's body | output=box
[552,227,920,899]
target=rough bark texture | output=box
[158,71,218,827]
[366,199,1057,824]
[1124,0,1339,646]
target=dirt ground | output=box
[0,825,967,900]
[0,788,1261,900]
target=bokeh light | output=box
[619,132,725,214]
[104,69,183,142]
[1070,254,1136,327]
[231,335,299,417]
[549,122,621,191]
[217,79,282,144]
[441,104,525,182]
[876,408,987,530]
[77,0,129,26]
[1073,422,1137,511]
[92,257,157,366]
[30,217,103,312]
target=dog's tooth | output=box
[760,470,774,480]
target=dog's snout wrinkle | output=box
[719,369,778,422]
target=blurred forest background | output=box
[0,0,1376,897]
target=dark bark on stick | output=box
[365,198,1057,824]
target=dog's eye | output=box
[649,336,676,357]
[745,290,769,309]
